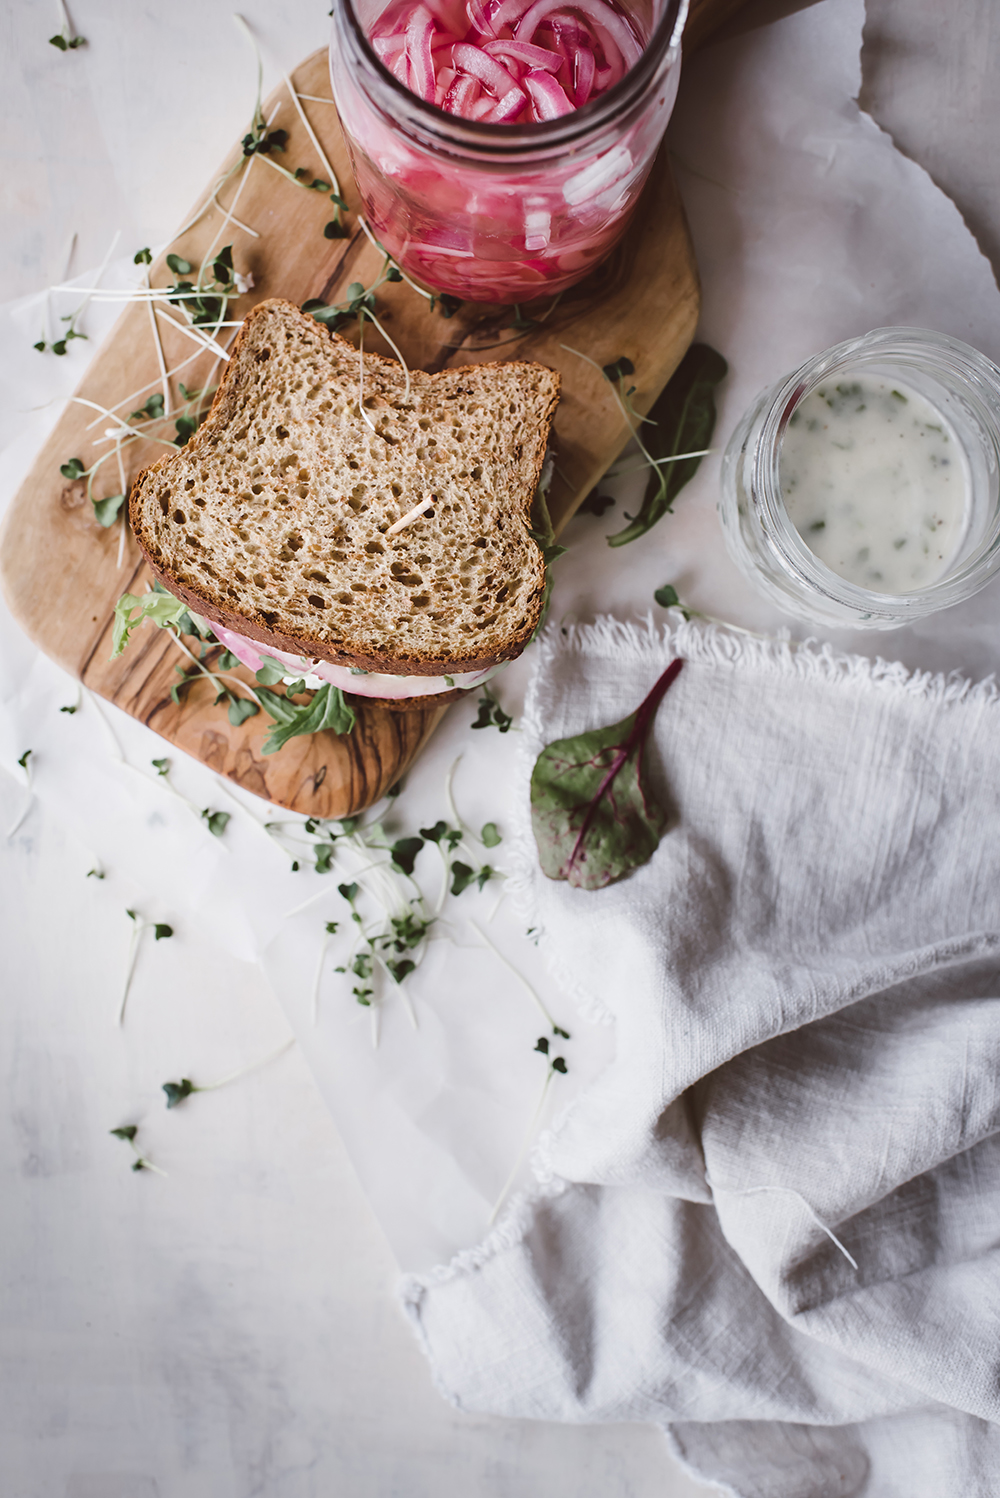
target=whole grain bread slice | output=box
[129,298,560,677]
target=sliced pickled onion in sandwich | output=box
[210,621,501,700]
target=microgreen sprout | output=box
[654,583,694,618]
[49,0,86,52]
[6,750,34,839]
[472,685,513,734]
[161,1036,294,1108]
[86,866,105,879]
[118,909,174,1026]
[489,1041,570,1226]
[110,1125,166,1175]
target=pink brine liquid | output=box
[331,0,678,302]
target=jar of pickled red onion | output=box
[329,0,688,303]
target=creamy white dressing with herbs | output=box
[779,375,969,592]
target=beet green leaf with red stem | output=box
[530,660,684,890]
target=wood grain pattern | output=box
[0,1,741,817]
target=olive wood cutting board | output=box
[0,0,743,817]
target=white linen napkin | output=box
[402,616,1000,1497]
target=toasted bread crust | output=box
[129,298,560,677]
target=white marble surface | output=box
[2,0,996,1493]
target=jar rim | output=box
[333,0,687,157]
[748,327,1000,621]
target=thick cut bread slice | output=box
[129,298,560,676]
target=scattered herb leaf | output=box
[481,822,502,848]
[201,809,230,837]
[163,1078,196,1108]
[390,836,424,876]
[255,682,356,753]
[578,490,615,517]
[134,247,153,265]
[472,686,513,733]
[60,457,85,480]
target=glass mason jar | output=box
[329,0,687,303]
[718,328,1000,630]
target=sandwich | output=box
[113,297,561,735]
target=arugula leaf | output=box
[93,492,126,528]
[607,345,727,547]
[111,591,189,657]
[255,655,288,687]
[530,659,684,890]
[227,696,259,726]
[256,683,356,753]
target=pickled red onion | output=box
[369,0,645,124]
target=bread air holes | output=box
[172,510,186,525]
[365,541,384,556]
[275,425,290,441]
[308,595,327,609]
[307,571,329,584]
[410,595,430,609]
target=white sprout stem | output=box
[560,344,660,467]
[196,146,257,290]
[6,755,34,839]
[84,346,208,428]
[385,494,435,538]
[371,1001,380,1050]
[71,399,178,456]
[232,11,264,123]
[154,308,231,362]
[83,686,126,761]
[371,949,419,1029]
[57,0,71,33]
[52,287,241,301]
[171,161,245,243]
[295,93,336,104]
[118,922,144,1026]
[311,931,331,1024]
[488,1067,554,1226]
[364,309,410,402]
[145,269,172,416]
[210,192,260,237]
[135,1152,169,1177]
[72,228,122,331]
[163,628,263,706]
[468,918,556,1029]
[212,778,283,854]
[282,887,336,920]
[607,448,715,479]
[197,1036,295,1091]
[280,65,342,199]
[356,215,433,299]
[486,886,506,922]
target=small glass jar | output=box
[718,328,1000,629]
[329,0,686,303]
